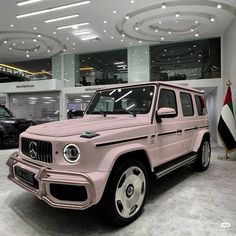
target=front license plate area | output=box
[15,166,39,188]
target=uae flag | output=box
[218,85,236,153]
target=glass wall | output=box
[0,58,52,83]
[79,49,128,86]
[150,38,221,81]
[9,92,59,123]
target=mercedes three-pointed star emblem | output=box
[29,141,37,159]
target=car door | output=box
[154,87,185,166]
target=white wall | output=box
[206,90,217,142]
[223,18,236,117]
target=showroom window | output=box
[0,58,52,83]
[9,92,59,123]
[79,49,128,86]
[150,38,221,81]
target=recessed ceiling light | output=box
[162,3,166,9]
[53,31,56,35]
[195,33,199,37]
[217,3,222,9]
[139,40,142,43]
[155,29,158,33]
[74,31,91,36]
[17,0,42,6]
[190,28,194,32]
[168,31,171,35]
[26,54,30,57]
[47,49,51,52]
[45,14,79,23]
[193,44,196,47]
[113,10,117,14]
[121,39,124,42]
[175,12,180,17]
[104,20,107,24]
[114,62,124,65]
[175,20,179,23]
[161,37,165,40]
[159,21,162,24]
[131,0,134,3]
[103,29,107,33]
[111,36,114,39]
[22,41,25,44]
[130,42,133,45]
[122,34,125,37]
[3,40,8,44]
[195,20,199,24]
[57,22,89,30]
[37,34,41,37]
[81,35,97,41]
[13,43,16,46]
[73,48,75,50]
[210,17,215,22]
[134,26,139,31]
[72,42,76,45]
[33,27,37,30]
[125,15,130,20]
[9,47,12,50]
[10,24,14,27]
[66,37,69,40]
[16,1,90,18]
[33,39,37,42]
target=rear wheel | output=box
[104,160,148,226]
[192,138,211,171]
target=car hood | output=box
[26,115,150,137]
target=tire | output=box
[191,138,211,171]
[103,160,148,226]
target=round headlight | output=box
[63,144,80,163]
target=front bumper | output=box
[6,152,108,210]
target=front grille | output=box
[21,137,53,163]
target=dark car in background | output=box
[0,105,32,148]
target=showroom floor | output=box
[0,145,235,236]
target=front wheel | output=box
[192,138,211,171]
[103,160,148,226]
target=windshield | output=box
[87,85,155,115]
[0,106,14,118]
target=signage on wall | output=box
[16,85,35,89]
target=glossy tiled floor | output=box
[0,146,235,236]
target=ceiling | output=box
[0,0,236,63]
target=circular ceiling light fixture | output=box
[161,3,166,9]
[210,16,215,22]
[125,15,130,20]
[161,37,165,40]
[195,33,199,37]
[175,12,180,18]
[217,3,222,9]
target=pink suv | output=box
[6,82,211,225]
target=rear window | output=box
[180,92,194,116]
[195,95,206,116]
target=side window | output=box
[195,95,206,116]
[158,89,177,114]
[180,92,194,116]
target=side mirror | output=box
[156,107,177,123]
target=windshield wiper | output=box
[91,110,107,117]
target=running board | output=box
[154,152,198,179]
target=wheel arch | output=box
[110,149,152,177]
[192,130,210,152]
